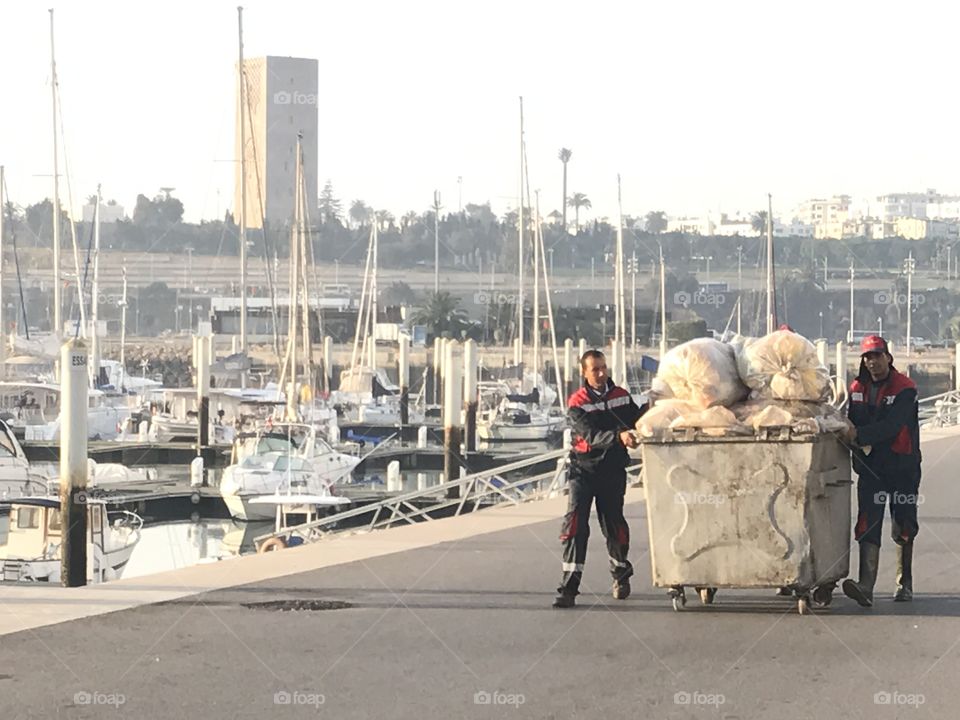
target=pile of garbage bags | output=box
[638,330,848,438]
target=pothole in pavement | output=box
[242,599,354,612]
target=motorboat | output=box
[219,451,353,521]
[0,419,48,499]
[0,496,142,583]
[0,382,130,441]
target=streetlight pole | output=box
[905,252,915,357]
[848,261,855,343]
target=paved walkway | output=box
[3,430,960,719]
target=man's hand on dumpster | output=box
[840,419,858,445]
[619,430,640,449]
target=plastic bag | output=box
[735,330,831,401]
[635,399,699,437]
[669,405,740,429]
[656,338,747,410]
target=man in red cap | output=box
[842,335,921,606]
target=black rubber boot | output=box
[553,589,576,608]
[894,540,914,602]
[612,579,631,600]
[842,542,880,607]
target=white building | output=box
[235,56,319,230]
[876,189,960,222]
[81,201,126,223]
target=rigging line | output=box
[74,205,96,339]
[244,70,281,362]
[54,80,86,336]
[11,232,29,340]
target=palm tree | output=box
[751,210,768,236]
[375,209,395,232]
[400,211,418,230]
[644,210,668,234]
[567,192,591,232]
[558,148,572,233]
[412,291,469,340]
[349,199,373,228]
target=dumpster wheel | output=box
[696,587,717,605]
[669,587,686,611]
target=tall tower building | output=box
[236,56,318,230]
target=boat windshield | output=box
[0,429,17,458]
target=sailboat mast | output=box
[765,192,776,333]
[90,184,101,385]
[49,9,61,336]
[297,142,313,390]
[0,166,5,376]
[659,248,667,360]
[369,221,378,372]
[532,191,541,384]
[237,6,248,359]
[615,175,627,385]
[119,267,127,391]
[516,96,524,369]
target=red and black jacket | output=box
[567,379,646,474]
[847,366,921,479]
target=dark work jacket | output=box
[847,366,921,480]
[567,379,646,475]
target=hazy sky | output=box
[2,0,959,225]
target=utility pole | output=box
[433,190,441,294]
[60,339,88,586]
[517,97,525,367]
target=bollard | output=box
[563,338,574,403]
[196,335,210,453]
[190,457,204,488]
[59,339,88,587]
[835,341,847,400]
[387,461,401,493]
[578,338,587,361]
[956,342,960,391]
[443,340,463,498]
[322,335,333,391]
[399,333,410,427]
[432,337,443,406]
[417,426,428,449]
[464,339,478,452]
[815,339,828,368]
[417,472,428,492]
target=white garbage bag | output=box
[656,338,747,410]
[635,399,699,437]
[735,330,831,401]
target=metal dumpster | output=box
[640,429,852,614]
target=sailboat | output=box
[477,99,564,442]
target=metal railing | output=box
[919,390,960,427]
[253,449,570,550]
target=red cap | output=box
[860,335,888,355]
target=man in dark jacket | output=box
[553,350,647,608]
[842,335,921,606]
